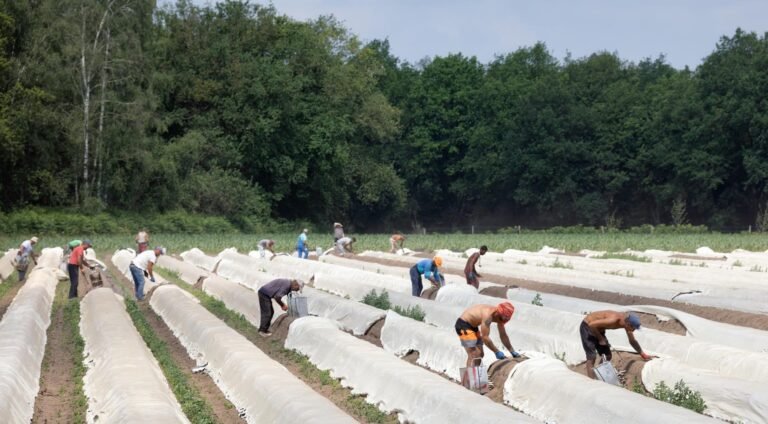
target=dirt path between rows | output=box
[32,281,80,423]
[349,255,768,331]
[105,258,244,424]
[0,276,23,319]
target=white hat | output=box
[334,222,342,227]
[303,228,308,233]
[31,237,39,243]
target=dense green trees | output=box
[1,0,767,231]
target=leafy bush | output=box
[593,252,652,262]
[392,305,425,321]
[652,380,707,414]
[362,289,391,310]
[531,293,543,306]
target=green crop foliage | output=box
[392,305,426,322]
[593,252,652,262]
[652,380,707,414]
[62,289,88,422]
[531,293,544,307]
[362,289,391,310]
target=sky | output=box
[247,0,768,69]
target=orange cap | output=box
[433,256,443,267]
[496,302,515,321]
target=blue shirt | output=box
[416,258,441,280]
[297,233,307,247]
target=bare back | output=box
[583,310,625,331]
[459,304,496,327]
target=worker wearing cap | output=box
[67,239,92,299]
[333,223,344,243]
[135,228,150,253]
[409,256,444,297]
[129,246,166,301]
[296,229,309,259]
[456,302,520,368]
[257,278,303,337]
[14,236,39,282]
[581,310,654,379]
[257,239,275,258]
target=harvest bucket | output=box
[594,354,620,385]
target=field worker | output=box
[296,229,309,259]
[65,239,82,254]
[15,236,39,282]
[464,245,488,289]
[135,228,150,253]
[455,302,520,367]
[581,311,654,379]
[258,239,275,258]
[129,246,166,301]
[67,239,92,299]
[257,278,303,336]
[389,234,406,253]
[410,256,444,297]
[336,236,356,255]
[333,222,344,243]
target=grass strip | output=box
[0,273,19,298]
[158,268,397,424]
[123,297,220,424]
[61,287,88,422]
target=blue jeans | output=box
[410,265,423,297]
[297,244,308,259]
[129,264,145,300]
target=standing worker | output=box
[65,239,82,254]
[15,236,39,282]
[296,229,309,259]
[335,236,356,256]
[257,278,303,336]
[257,239,275,258]
[67,239,92,299]
[580,311,654,379]
[455,302,520,367]
[389,234,406,253]
[333,223,344,243]
[135,228,150,253]
[464,246,488,289]
[129,246,166,301]
[410,256,443,297]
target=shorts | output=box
[580,320,611,360]
[455,318,482,348]
[465,271,479,288]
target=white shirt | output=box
[337,237,352,246]
[131,250,157,270]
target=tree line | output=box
[1,0,767,232]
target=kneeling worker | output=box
[456,302,520,368]
[581,310,653,379]
[257,278,303,337]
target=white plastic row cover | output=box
[506,355,716,424]
[149,285,356,424]
[157,255,209,286]
[112,249,166,293]
[285,316,538,423]
[0,249,15,280]
[179,248,221,272]
[80,288,189,423]
[320,255,468,285]
[0,249,61,423]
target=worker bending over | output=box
[410,256,443,296]
[389,234,406,253]
[581,310,653,379]
[257,278,303,337]
[456,302,520,367]
[336,236,356,255]
[258,239,275,258]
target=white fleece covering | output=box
[285,316,538,423]
[504,356,717,424]
[149,285,356,424]
[0,249,15,280]
[0,250,60,423]
[156,255,209,285]
[179,248,221,272]
[80,288,189,424]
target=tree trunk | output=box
[95,28,110,202]
[80,7,91,199]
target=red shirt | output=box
[69,245,86,266]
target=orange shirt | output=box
[69,245,85,266]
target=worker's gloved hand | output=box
[281,304,288,311]
[495,351,506,360]
[511,351,521,358]
[150,277,156,283]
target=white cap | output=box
[303,228,308,233]
[31,237,39,243]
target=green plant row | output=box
[63,290,88,422]
[652,380,707,414]
[362,289,425,322]
[123,298,220,423]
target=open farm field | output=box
[2,232,767,256]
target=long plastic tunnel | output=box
[149,285,356,424]
[286,316,539,423]
[80,288,189,423]
[0,248,62,423]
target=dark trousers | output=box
[67,264,79,299]
[258,291,274,332]
[410,265,423,297]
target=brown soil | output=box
[105,257,244,424]
[352,255,768,331]
[569,351,649,393]
[357,318,385,347]
[670,254,727,261]
[420,286,440,300]
[32,282,80,424]
[0,277,23,319]
[479,285,515,298]
[487,357,525,402]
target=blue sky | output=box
[193,0,768,69]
